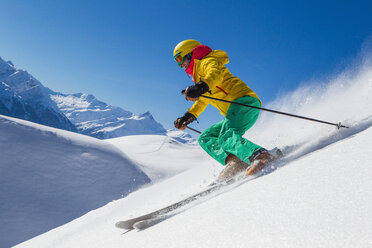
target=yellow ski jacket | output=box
[188,50,261,117]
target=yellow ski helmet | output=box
[173,39,201,65]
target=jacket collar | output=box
[185,45,212,79]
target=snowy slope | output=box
[106,134,205,182]
[0,115,150,248]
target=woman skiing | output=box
[173,39,276,180]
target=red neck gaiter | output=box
[185,45,212,80]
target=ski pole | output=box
[186,126,202,134]
[181,90,349,129]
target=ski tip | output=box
[115,221,134,230]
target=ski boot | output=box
[217,155,249,182]
[246,148,281,176]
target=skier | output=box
[173,39,276,180]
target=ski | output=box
[115,181,230,230]
[115,147,283,230]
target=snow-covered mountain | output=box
[0,57,76,131]
[0,114,151,248]
[166,129,196,144]
[51,93,167,139]
[0,56,169,140]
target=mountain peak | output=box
[139,111,153,118]
[0,56,16,75]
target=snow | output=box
[0,115,150,247]
[5,50,372,248]
[106,134,208,182]
[247,52,372,151]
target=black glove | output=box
[174,112,196,130]
[184,81,210,101]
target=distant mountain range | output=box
[51,93,166,139]
[0,56,168,139]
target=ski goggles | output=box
[173,52,185,66]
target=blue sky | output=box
[1,0,372,134]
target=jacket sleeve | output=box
[200,58,224,89]
[187,97,209,118]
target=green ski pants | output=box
[198,96,262,165]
